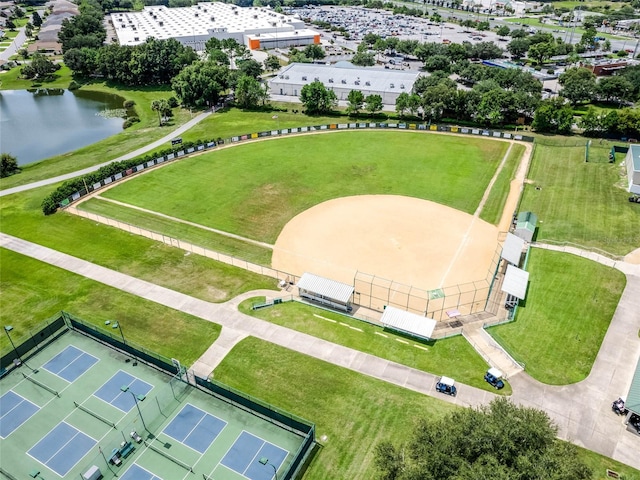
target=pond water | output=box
[0,89,128,165]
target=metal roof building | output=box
[514,211,538,243]
[297,273,354,312]
[626,358,640,416]
[625,145,640,195]
[380,306,437,340]
[269,63,422,105]
[501,264,530,301]
[110,3,320,51]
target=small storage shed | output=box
[297,273,354,312]
[380,306,437,341]
[514,211,537,243]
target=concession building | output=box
[110,2,320,51]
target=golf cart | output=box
[484,368,505,389]
[435,376,457,396]
[612,397,627,416]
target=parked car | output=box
[484,368,505,389]
[629,413,640,433]
[436,376,457,396]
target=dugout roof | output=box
[297,273,354,304]
[380,306,437,340]
[501,265,529,300]
[626,357,640,415]
[501,233,526,266]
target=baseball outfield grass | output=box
[488,247,626,384]
[92,131,510,244]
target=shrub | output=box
[123,99,135,108]
[122,116,140,128]
[168,96,179,108]
[68,80,80,90]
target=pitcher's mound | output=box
[272,195,500,291]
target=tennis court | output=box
[0,321,313,480]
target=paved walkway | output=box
[0,111,212,197]
[1,232,639,469]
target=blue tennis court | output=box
[221,431,288,480]
[162,403,227,454]
[43,345,98,382]
[0,391,40,438]
[27,422,96,477]
[120,463,163,480]
[94,370,153,412]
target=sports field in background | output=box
[86,131,511,246]
[0,330,307,480]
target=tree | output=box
[171,61,230,108]
[346,89,364,115]
[374,398,592,480]
[395,91,410,117]
[507,38,529,58]
[235,75,269,109]
[32,10,43,27]
[597,76,634,104]
[236,58,262,79]
[21,53,58,79]
[300,80,337,114]
[151,99,171,126]
[532,98,574,134]
[303,44,325,60]
[496,25,510,37]
[528,41,555,65]
[63,47,98,77]
[351,52,375,67]
[558,67,597,105]
[365,94,383,116]
[263,55,281,72]
[0,153,20,178]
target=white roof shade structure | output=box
[269,63,421,105]
[111,3,318,50]
[501,264,530,300]
[501,232,526,266]
[488,367,503,378]
[380,306,437,340]
[297,273,354,305]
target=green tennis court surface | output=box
[0,328,310,480]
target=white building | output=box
[269,62,422,105]
[625,145,640,194]
[110,3,320,51]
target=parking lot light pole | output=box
[259,457,278,480]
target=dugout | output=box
[297,273,354,312]
[501,264,529,309]
[513,212,537,243]
[501,232,526,267]
[380,306,437,341]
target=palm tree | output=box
[151,99,170,126]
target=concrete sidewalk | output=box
[1,232,639,470]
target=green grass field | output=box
[519,140,640,256]
[479,143,525,225]
[97,131,509,244]
[488,248,626,384]
[214,337,640,480]
[0,248,220,364]
[238,297,507,393]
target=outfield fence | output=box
[58,122,533,209]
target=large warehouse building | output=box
[110,3,320,51]
[269,62,422,105]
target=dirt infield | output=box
[272,195,500,291]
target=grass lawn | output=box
[99,131,508,243]
[79,197,273,265]
[0,248,220,365]
[213,337,459,480]
[0,80,193,190]
[238,297,507,393]
[479,143,525,225]
[214,337,640,480]
[518,139,640,256]
[488,248,625,384]
[0,188,276,303]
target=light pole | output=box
[121,385,149,433]
[258,457,278,480]
[4,326,37,372]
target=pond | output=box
[0,89,129,165]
